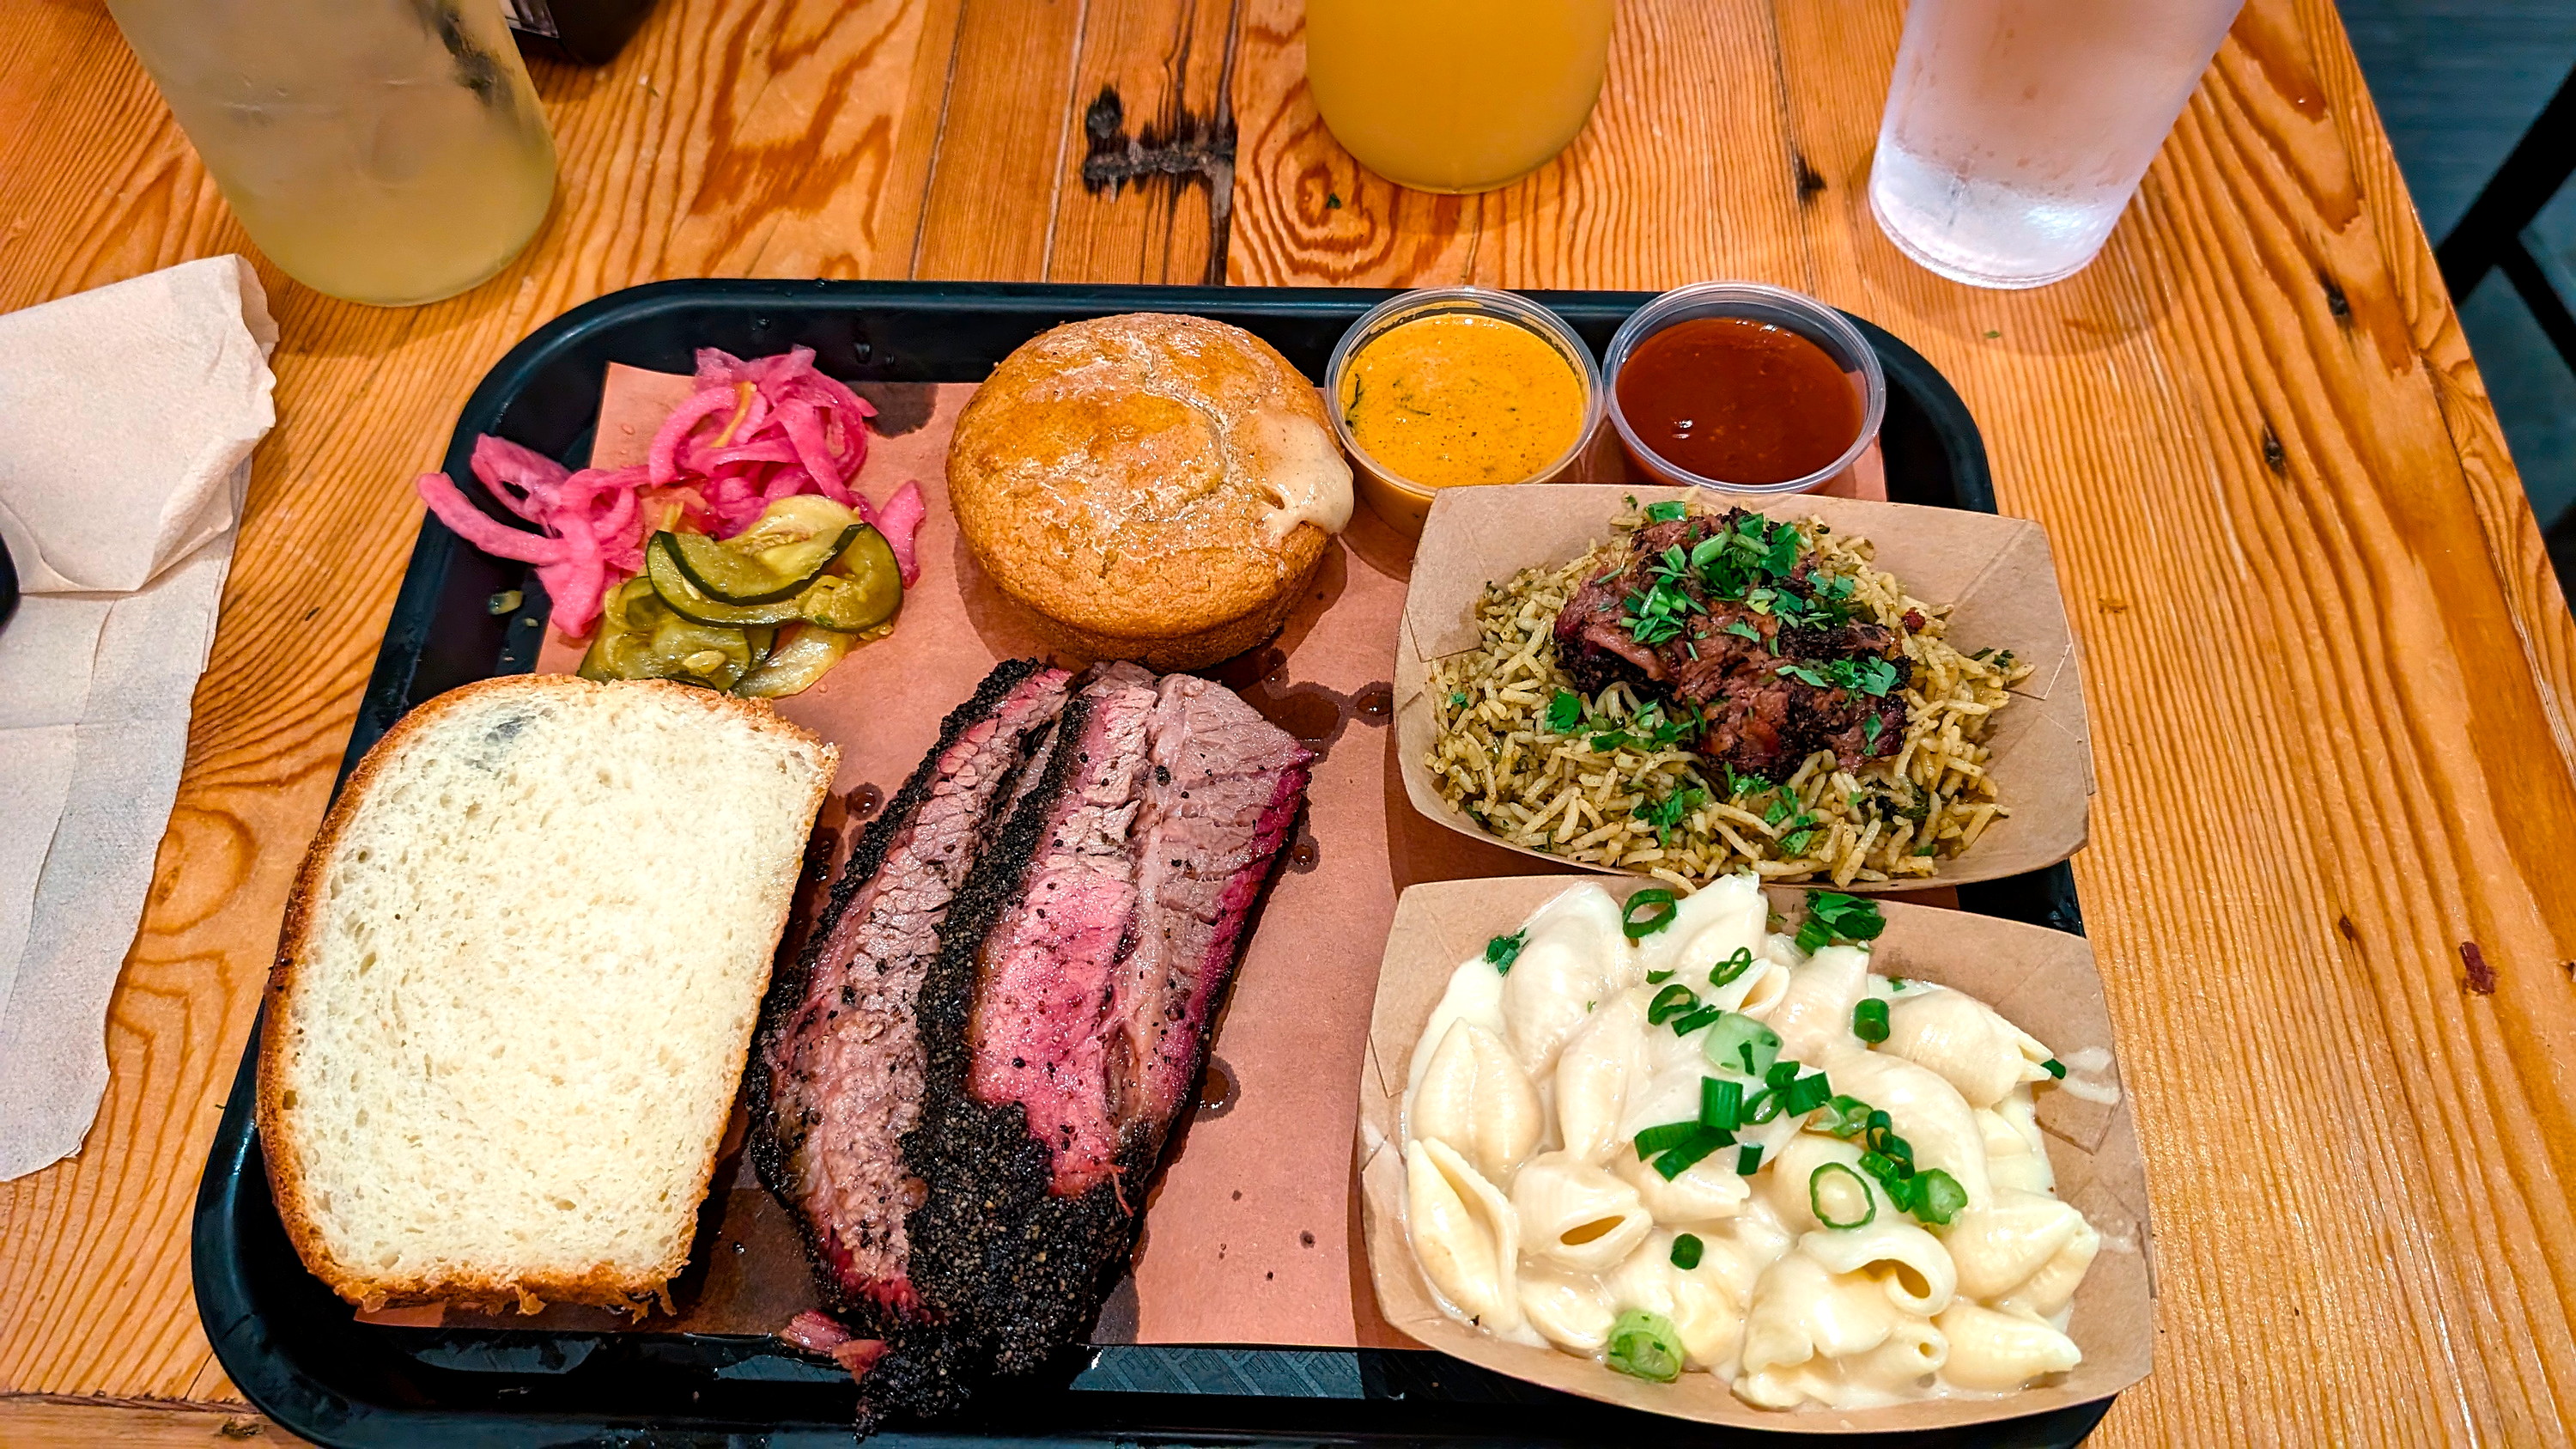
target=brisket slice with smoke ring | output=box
[855,666,1314,1418]
[749,659,1074,1329]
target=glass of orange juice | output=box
[1304,0,1615,194]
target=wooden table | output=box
[4,0,2572,1442]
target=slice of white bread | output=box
[258,674,837,1313]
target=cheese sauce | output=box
[1338,314,1587,489]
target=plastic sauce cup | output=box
[1325,287,1605,538]
[1602,282,1887,496]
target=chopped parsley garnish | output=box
[1795,892,1886,954]
[1485,930,1527,973]
[1449,691,1468,709]
[1544,689,1583,734]
[1723,618,1764,643]
[1862,714,1884,746]
[1619,572,1700,645]
[1643,499,1690,522]
[1636,787,1707,843]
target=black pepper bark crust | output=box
[747,657,1046,1328]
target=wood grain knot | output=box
[1793,152,1825,204]
[2460,941,2496,995]
[2260,423,2287,475]
[1081,85,1235,197]
[2318,269,2352,323]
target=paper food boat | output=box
[1394,484,2094,891]
[1356,874,2154,1433]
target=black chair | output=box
[2438,63,2576,369]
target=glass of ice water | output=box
[1868,0,2245,289]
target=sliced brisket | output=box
[750,659,1074,1325]
[859,664,1312,1419]
[758,659,1312,1426]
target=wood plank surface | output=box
[0,1397,309,1448]
[3,0,2573,1441]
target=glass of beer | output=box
[1868,0,2245,289]
[1304,0,1615,195]
[106,0,559,307]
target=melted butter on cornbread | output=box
[1245,405,1354,543]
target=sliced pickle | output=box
[579,575,756,689]
[578,579,663,681]
[651,531,903,632]
[734,623,860,698]
[826,524,903,630]
[648,536,803,625]
[665,519,861,605]
[638,614,756,689]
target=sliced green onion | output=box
[1735,1142,1764,1174]
[1668,1005,1724,1037]
[1710,946,1756,988]
[1623,889,1680,939]
[1651,1127,1730,1178]
[1816,1094,1874,1137]
[1911,1168,1968,1226]
[1809,1162,1876,1229]
[1604,1308,1685,1382]
[1765,1059,1800,1090]
[1703,1013,1781,1077]
[1485,930,1527,973]
[2043,1057,2068,1079]
[1852,996,1890,1043]
[1633,1120,1704,1157]
[1647,983,1700,1026]
[1743,1087,1782,1124]
[1669,1233,1704,1270]
[1776,1070,1832,1116]
[1645,968,1675,984]
[1700,1076,1743,1132]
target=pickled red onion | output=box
[411,346,903,639]
[872,480,926,587]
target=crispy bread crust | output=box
[256,673,837,1315]
[948,313,1335,670]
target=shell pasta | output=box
[1397,879,2098,1411]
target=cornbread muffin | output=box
[949,314,1353,670]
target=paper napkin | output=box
[0,256,276,1179]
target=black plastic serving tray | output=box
[195,281,2097,1449]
